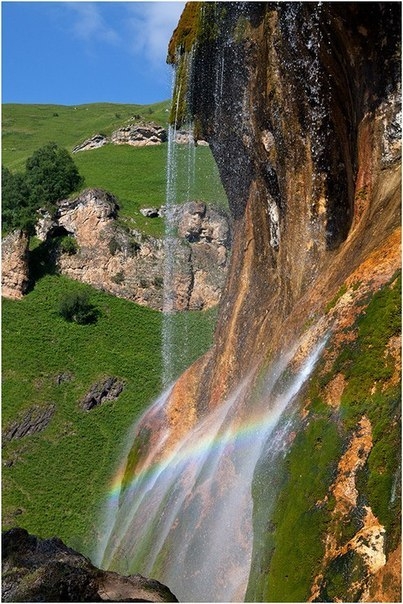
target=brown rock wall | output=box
[1,230,30,299]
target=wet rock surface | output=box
[165,3,401,601]
[2,528,178,602]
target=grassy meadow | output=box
[2,102,228,238]
[2,101,171,171]
[2,275,217,557]
[2,101,226,556]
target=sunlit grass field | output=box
[2,101,226,555]
[2,275,217,556]
[2,101,171,171]
[2,102,228,238]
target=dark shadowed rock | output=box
[80,377,124,411]
[2,528,178,602]
[2,404,56,443]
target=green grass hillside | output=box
[2,102,225,557]
[2,102,228,238]
[2,102,171,171]
[2,275,217,557]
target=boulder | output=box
[3,404,56,443]
[140,207,160,218]
[2,528,178,602]
[111,123,167,147]
[80,377,124,411]
[72,134,108,153]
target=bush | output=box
[108,237,121,256]
[2,143,83,235]
[58,292,98,325]
[59,236,78,255]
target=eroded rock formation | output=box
[161,3,401,601]
[2,528,178,602]
[1,230,30,299]
[34,188,231,311]
[73,123,167,153]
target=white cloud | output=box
[67,2,120,45]
[126,2,185,66]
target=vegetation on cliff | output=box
[248,272,401,602]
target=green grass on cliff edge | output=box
[2,274,217,558]
[247,272,401,603]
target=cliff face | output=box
[6,188,230,311]
[165,3,401,601]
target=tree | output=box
[25,142,83,215]
[2,142,83,235]
[2,166,35,234]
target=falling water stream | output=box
[98,336,326,602]
[97,10,332,598]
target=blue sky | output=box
[2,1,185,105]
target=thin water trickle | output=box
[99,337,326,602]
[162,64,197,387]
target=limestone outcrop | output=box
[2,527,178,602]
[34,188,230,311]
[73,123,167,153]
[111,123,167,147]
[1,230,30,299]
[162,3,401,601]
[2,404,56,443]
[80,377,124,411]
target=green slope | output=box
[2,275,217,557]
[2,101,226,556]
[2,102,228,238]
[2,101,171,171]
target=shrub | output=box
[2,143,83,235]
[58,292,98,325]
[154,276,163,289]
[59,236,78,255]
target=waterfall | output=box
[99,336,326,602]
[162,61,197,388]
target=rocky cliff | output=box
[2,188,230,311]
[162,3,401,601]
[2,528,178,602]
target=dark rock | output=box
[72,134,108,153]
[2,528,178,602]
[80,377,124,411]
[3,404,56,443]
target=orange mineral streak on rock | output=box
[331,416,373,517]
[324,373,346,410]
[164,353,209,448]
[383,333,402,390]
